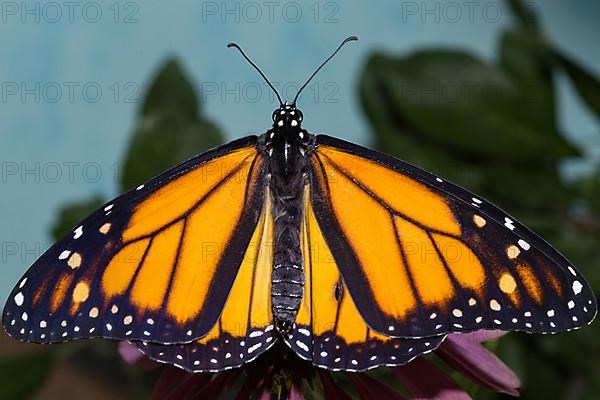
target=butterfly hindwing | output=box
[2,136,267,345]
[309,134,597,338]
[284,186,446,371]
[135,189,277,372]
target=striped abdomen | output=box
[270,176,305,333]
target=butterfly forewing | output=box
[309,135,597,339]
[2,136,267,345]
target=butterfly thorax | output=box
[264,104,312,333]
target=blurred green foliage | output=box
[5,0,599,398]
[360,1,599,399]
[0,351,53,399]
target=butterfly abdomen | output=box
[269,156,306,333]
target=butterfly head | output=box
[272,103,303,130]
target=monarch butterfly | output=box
[2,36,597,374]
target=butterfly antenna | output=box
[292,35,358,106]
[228,42,284,106]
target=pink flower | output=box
[119,330,520,399]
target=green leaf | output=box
[499,30,558,135]
[141,59,198,119]
[555,52,600,118]
[120,59,224,190]
[120,113,222,191]
[50,196,105,240]
[0,351,53,400]
[359,50,578,164]
[506,0,540,30]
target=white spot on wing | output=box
[518,239,531,250]
[298,328,310,336]
[295,340,309,352]
[573,280,583,295]
[504,217,515,230]
[14,292,24,306]
[73,226,83,239]
[58,250,71,260]
[490,299,502,311]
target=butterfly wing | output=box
[284,186,445,371]
[309,134,597,338]
[3,136,270,346]
[132,187,277,372]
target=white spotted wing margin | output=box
[285,324,446,372]
[134,325,277,373]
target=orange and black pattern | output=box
[3,137,267,348]
[2,128,597,373]
[285,187,445,371]
[134,187,278,372]
[309,135,597,339]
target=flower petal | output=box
[289,384,305,400]
[318,371,352,400]
[258,388,271,400]
[454,330,507,344]
[119,341,144,365]
[151,367,210,400]
[118,341,159,370]
[437,333,520,397]
[394,358,471,400]
[348,373,406,399]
